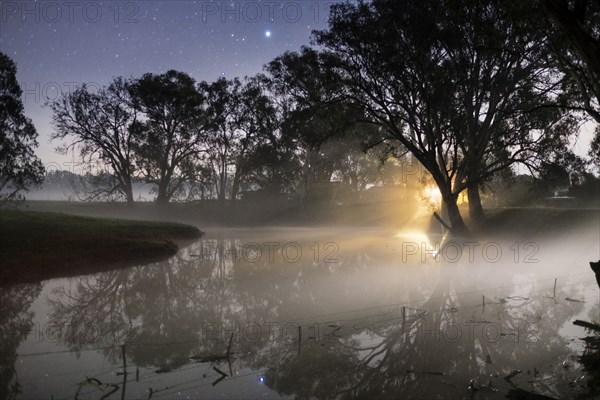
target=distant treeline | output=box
[31,168,600,209]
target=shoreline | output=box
[0,209,203,287]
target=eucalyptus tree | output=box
[265,48,384,199]
[314,0,474,231]
[128,70,211,205]
[50,77,138,203]
[590,132,600,168]
[229,77,282,200]
[0,52,44,205]
[200,78,232,201]
[541,0,600,168]
[436,1,575,222]
[201,76,280,201]
[314,0,574,230]
[543,0,600,120]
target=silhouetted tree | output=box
[266,48,384,201]
[543,0,600,120]
[313,1,476,232]
[0,52,44,205]
[50,78,139,204]
[129,70,211,205]
[590,128,600,169]
[201,77,280,201]
[542,0,600,170]
[438,1,575,223]
[314,0,575,229]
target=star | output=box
[265,30,272,38]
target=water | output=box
[2,226,599,399]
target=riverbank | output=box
[476,207,600,239]
[21,200,599,230]
[0,209,203,286]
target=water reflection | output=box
[0,283,42,399]
[254,263,590,399]
[7,231,600,398]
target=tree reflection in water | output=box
[257,262,590,399]
[44,238,596,398]
[0,283,42,399]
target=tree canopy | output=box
[313,0,580,230]
[0,52,44,205]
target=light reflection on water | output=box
[2,227,599,399]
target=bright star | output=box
[265,30,271,38]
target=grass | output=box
[0,209,203,286]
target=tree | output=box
[314,0,477,232]
[0,52,45,205]
[437,1,574,223]
[265,48,383,201]
[543,0,600,118]
[243,139,302,198]
[590,126,600,169]
[279,101,377,201]
[201,77,280,202]
[200,78,233,202]
[541,0,600,170]
[228,77,281,200]
[0,283,42,400]
[129,71,210,205]
[50,78,139,204]
[315,0,574,230]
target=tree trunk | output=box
[467,185,485,223]
[124,178,134,205]
[442,193,469,235]
[156,184,169,205]
[218,161,227,202]
[218,182,226,202]
[432,172,469,235]
[231,164,242,204]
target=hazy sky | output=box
[0,0,595,173]
[1,0,331,170]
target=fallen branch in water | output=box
[432,212,452,232]
[573,319,600,332]
[504,369,522,381]
[565,297,585,303]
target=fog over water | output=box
[3,211,599,399]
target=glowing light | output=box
[420,185,442,209]
[258,375,265,383]
[394,231,431,242]
[265,30,271,38]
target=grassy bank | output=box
[22,199,420,227]
[0,210,203,286]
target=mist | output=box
[2,0,600,399]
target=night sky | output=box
[0,0,594,171]
[0,0,331,167]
